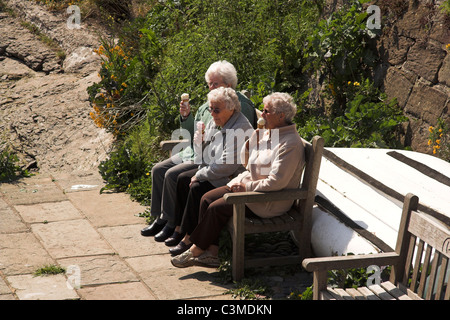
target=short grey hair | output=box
[205,60,238,89]
[263,92,297,123]
[208,87,241,112]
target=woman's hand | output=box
[230,183,246,193]
[189,175,198,187]
[180,100,190,118]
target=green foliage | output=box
[98,121,163,193]
[34,264,66,276]
[303,0,379,115]
[298,79,407,148]
[440,0,450,15]
[0,143,32,182]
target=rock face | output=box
[376,0,450,154]
[0,2,113,174]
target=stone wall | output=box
[375,0,450,154]
[325,0,449,154]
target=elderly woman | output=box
[171,92,305,268]
[141,61,256,243]
[168,87,254,255]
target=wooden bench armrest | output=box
[302,252,400,272]
[223,188,308,204]
[160,139,189,152]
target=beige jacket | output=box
[228,124,305,218]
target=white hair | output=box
[205,60,238,89]
[263,92,297,123]
[207,87,241,112]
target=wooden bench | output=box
[223,136,324,281]
[302,193,450,300]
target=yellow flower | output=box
[146,172,150,176]
[436,139,441,145]
[439,128,443,133]
[428,140,432,146]
[348,81,352,85]
[429,126,434,133]
[122,82,127,88]
[446,44,450,50]
[353,81,360,86]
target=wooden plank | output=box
[435,255,448,300]
[399,283,423,300]
[346,288,366,300]
[417,245,433,297]
[410,239,425,292]
[408,211,450,259]
[357,286,380,300]
[231,203,246,282]
[302,252,399,272]
[334,288,354,300]
[425,253,440,300]
[368,284,396,300]
[380,281,412,300]
[320,290,337,300]
[326,288,344,300]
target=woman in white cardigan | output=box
[171,92,305,268]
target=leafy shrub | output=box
[98,120,164,194]
[298,79,407,148]
[0,143,32,182]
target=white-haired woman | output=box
[168,87,254,256]
[171,92,305,268]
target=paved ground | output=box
[0,170,312,300]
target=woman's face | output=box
[207,74,229,91]
[209,100,234,128]
[262,103,285,129]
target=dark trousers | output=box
[177,169,215,234]
[189,186,254,250]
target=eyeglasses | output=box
[209,107,221,114]
[262,109,271,114]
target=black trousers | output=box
[176,169,215,234]
[189,186,255,250]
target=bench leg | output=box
[232,203,245,282]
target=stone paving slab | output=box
[0,174,67,205]
[76,282,156,300]
[7,274,79,300]
[57,255,139,287]
[66,190,145,227]
[31,219,114,259]
[14,201,83,224]
[98,224,167,258]
[0,232,54,276]
[0,198,28,234]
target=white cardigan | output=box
[228,124,305,218]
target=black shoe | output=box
[141,220,166,237]
[169,241,193,256]
[154,225,175,242]
[165,231,185,247]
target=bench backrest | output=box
[392,193,450,300]
[291,136,324,257]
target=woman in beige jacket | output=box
[171,92,305,268]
